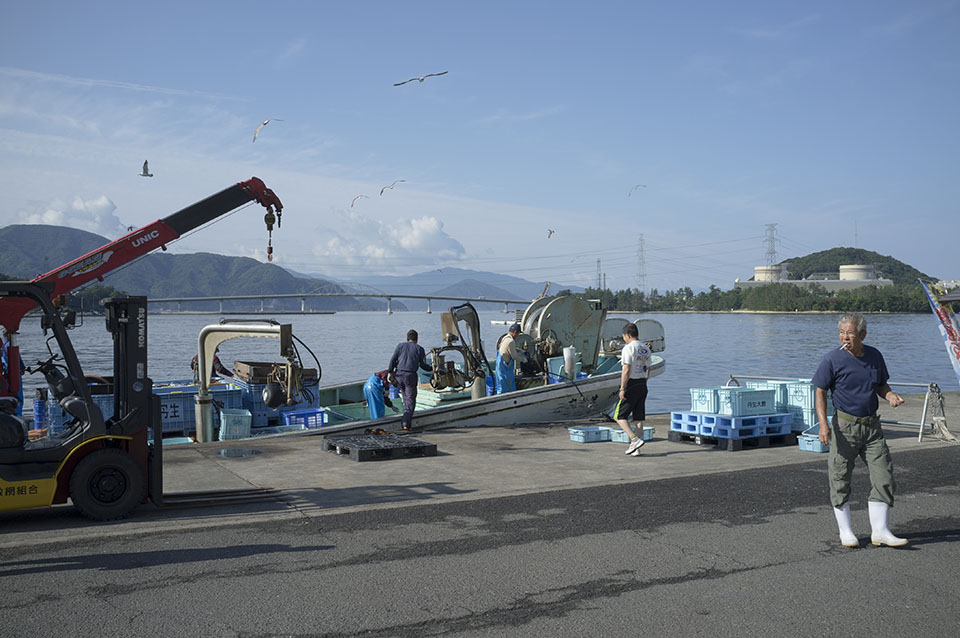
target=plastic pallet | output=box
[667,429,797,451]
[670,419,699,435]
[322,434,437,462]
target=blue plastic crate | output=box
[798,426,829,452]
[224,378,318,427]
[568,426,611,443]
[281,408,325,429]
[610,426,653,443]
[154,383,242,433]
[41,393,115,435]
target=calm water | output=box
[14,310,958,415]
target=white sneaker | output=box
[625,437,645,455]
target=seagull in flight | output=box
[253,118,283,142]
[351,195,368,208]
[380,179,405,196]
[547,229,555,239]
[394,71,448,86]
[139,160,153,177]
[628,184,647,196]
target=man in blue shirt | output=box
[388,330,432,431]
[813,313,906,548]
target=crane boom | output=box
[0,177,282,333]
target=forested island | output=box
[575,282,930,313]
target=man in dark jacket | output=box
[388,329,432,430]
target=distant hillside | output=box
[0,225,394,311]
[780,247,935,285]
[319,267,579,301]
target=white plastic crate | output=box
[716,388,776,417]
[219,408,252,441]
[689,387,719,413]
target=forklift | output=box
[0,177,285,520]
[0,284,157,520]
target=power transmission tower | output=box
[596,258,602,289]
[602,273,606,290]
[764,224,779,266]
[637,234,647,294]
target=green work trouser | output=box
[828,411,896,508]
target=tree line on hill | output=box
[575,282,931,313]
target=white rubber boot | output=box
[833,503,859,548]
[868,501,908,547]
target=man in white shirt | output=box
[616,323,651,456]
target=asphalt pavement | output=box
[1,392,958,637]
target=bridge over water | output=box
[147,292,531,314]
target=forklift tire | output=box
[69,448,146,521]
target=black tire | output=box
[69,448,146,521]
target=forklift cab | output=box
[0,282,153,520]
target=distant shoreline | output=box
[607,310,925,315]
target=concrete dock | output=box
[2,392,958,637]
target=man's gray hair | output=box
[838,313,866,333]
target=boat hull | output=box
[315,356,665,435]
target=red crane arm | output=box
[0,177,282,332]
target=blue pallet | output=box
[711,413,793,428]
[670,419,699,435]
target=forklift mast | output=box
[103,297,151,433]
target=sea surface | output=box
[14,310,958,416]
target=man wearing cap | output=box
[388,329,432,430]
[495,323,528,394]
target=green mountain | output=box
[0,225,393,311]
[780,247,935,285]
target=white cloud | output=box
[18,195,126,238]
[313,211,465,274]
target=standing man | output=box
[813,313,907,548]
[615,323,651,456]
[388,329,432,431]
[495,323,528,394]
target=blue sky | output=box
[1,1,958,293]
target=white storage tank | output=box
[839,264,876,280]
[754,265,787,282]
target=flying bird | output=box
[547,229,555,239]
[139,160,153,177]
[380,179,405,196]
[628,184,647,196]
[253,118,283,142]
[393,71,448,86]
[351,195,368,208]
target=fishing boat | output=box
[306,295,666,434]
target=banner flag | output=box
[920,280,960,390]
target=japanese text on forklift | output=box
[0,178,283,521]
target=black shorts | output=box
[614,377,648,422]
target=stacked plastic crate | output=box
[671,385,793,442]
[743,379,833,432]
